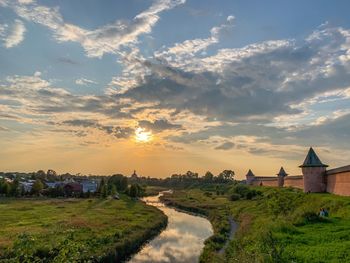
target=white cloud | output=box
[75,78,98,86]
[154,15,235,64]
[1,19,26,48]
[17,0,34,4]
[7,0,186,57]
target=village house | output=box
[81,180,98,193]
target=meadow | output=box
[0,196,167,262]
[161,185,350,263]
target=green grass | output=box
[162,186,350,263]
[0,196,167,262]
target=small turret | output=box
[246,169,255,185]
[131,170,138,178]
[300,147,328,193]
[277,167,288,187]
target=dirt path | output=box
[218,216,238,254]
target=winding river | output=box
[128,191,214,263]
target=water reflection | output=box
[128,192,213,263]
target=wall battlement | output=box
[246,148,350,196]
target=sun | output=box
[134,127,153,142]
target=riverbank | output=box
[161,186,350,262]
[129,193,213,263]
[160,190,232,263]
[0,196,167,262]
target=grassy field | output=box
[161,186,350,263]
[0,196,167,262]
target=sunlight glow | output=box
[135,127,153,142]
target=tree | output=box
[219,170,235,181]
[46,169,57,181]
[31,179,43,196]
[98,178,106,193]
[108,174,128,192]
[101,184,108,198]
[36,170,46,181]
[204,171,214,182]
[0,179,11,196]
[108,184,117,196]
[10,178,20,197]
[129,184,139,198]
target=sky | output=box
[1,0,350,179]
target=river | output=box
[127,191,214,263]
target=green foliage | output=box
[229,193,240,201]
[229,184,261,200]
[163,187,350,263]
[31,179,44,196]
[218,170,235,181]
[108,174,128,192]
[203,171,214,182]
[108,184,117,196]
[128,183,145,198]
[265,188,304,216]
[0,197,167,262]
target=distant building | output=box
[19,181,34,193]
[64,182,83,195]
[81,180,98,193]
[45,181,63,188]
[246,147,350,196]
[131,170,138,179]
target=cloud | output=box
[1,19,350,157]
[0,19,26,48]
[154,15,235,66]
[58,57,79,65]
[6,0,186,57]
[138,119,182,132]
[120,25,350,126]
[215,141,235,150]
[61,119,133,139]
[75,78,97,86]
[0,126,10,131]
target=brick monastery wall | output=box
[248,165,349,196]
[284,176,304,189]
[326,166,350,196]
[251,177,278,187]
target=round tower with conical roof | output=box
[246,169,255,185]
[300,147,328,193]
[277,167,288,187]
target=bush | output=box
[230,193,240,201]
[204,191,213,197]
[231,184,250,197]
[229,185,261,200]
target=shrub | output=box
[231,184,250,197]
[204,191,213,197]
[230,193,240,201]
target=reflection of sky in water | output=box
[128,194,213,263]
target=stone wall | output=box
[326,165,350,196]
[251,177,278,187]
[284,176,304,189]
[247,165,350,196]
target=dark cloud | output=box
[57,57,79,65]
[138,119,182,132]
[0,126,10,131]
[120,26,350,123]
[61,119,133,139]
[215,141,235,150]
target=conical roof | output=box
[246,169,255,177]
[299,147,328,168]
[277,167,288,177]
